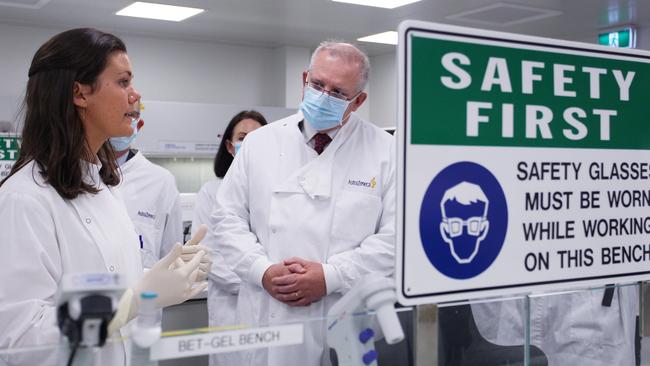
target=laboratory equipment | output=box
[56,273,126,348]
[131,291,162,348]
[327,275,405,366]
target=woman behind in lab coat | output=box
[192,110,266,365]
[0,28,207,365]
[192,110,267,233]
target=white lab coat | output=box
[118,151,183,268]
[193,177,241,366]
[0,160,143,365]
[212,112,396,366]
[471,285,639,365]
[192,178,221,237]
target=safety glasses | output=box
[443,217,484,237]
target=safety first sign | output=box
[396,21,650,305]
[0,134,20,180]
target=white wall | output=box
[0,24,53,99]
[274,46,311,109]
[0,22,377,124]
[0,24,55,123]
[637,27,650,50]
[368,52,397,128]
[123,35,288,106]
[0,23,306,111]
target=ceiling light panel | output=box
[332,0,421,10]
[0,0,49,9]
[446,3,562,27]
[116,2,204,22]
[358,31,398,45]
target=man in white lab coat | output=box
[112,119,184,268]
[211,41,396,366]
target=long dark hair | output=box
[213,110,268,178]
[0,28,125,199]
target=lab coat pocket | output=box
[331,190,382,243]
[553,290,624,349]
[132,218,160,268]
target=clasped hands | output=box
[262,257,326,307]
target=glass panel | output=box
[528,281,641,366]
[438,295,533,366]
[0,336,134,365]
[3,284,646,365]
[435,281,644,366]
[0,300,413,366]
[146,307,414,365]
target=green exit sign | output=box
[598,27,635,48]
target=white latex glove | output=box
[137,243,206,307]
[107,243,207,335]
[179,224,212,281]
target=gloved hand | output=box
[136,243,206,307]
[107,243,207,335]
[178,224,212,281]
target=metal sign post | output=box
[413,304,438,366]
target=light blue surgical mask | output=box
[229,140,243,157]
[300,86,352,131]
[110,118,139,151]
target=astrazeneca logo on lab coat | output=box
[419,162,508,279]
[347,177,377,189]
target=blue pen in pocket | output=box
[139,235,144,249]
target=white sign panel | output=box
[396,20,650,305]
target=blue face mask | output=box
[110,118,139,151]
[300,86,352,131]
[233,141,242,156]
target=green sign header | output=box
[410,35,650,149]
[0,136,20,161]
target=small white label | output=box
[149,324,304,361]
[158,141,218,154]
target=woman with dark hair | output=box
[191,109,266,366]
[0,28,207,365]
[192,110,267,233]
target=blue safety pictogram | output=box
[420,161,508,279]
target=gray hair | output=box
[308,40,370,93]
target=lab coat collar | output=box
[301,116,340,143]
[80,157,103,188]
[274,112,360,200]
[119,150,143,175]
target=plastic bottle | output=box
[131,291,162,348]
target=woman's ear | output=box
[225,140,235,156]
[73,81,90,108]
